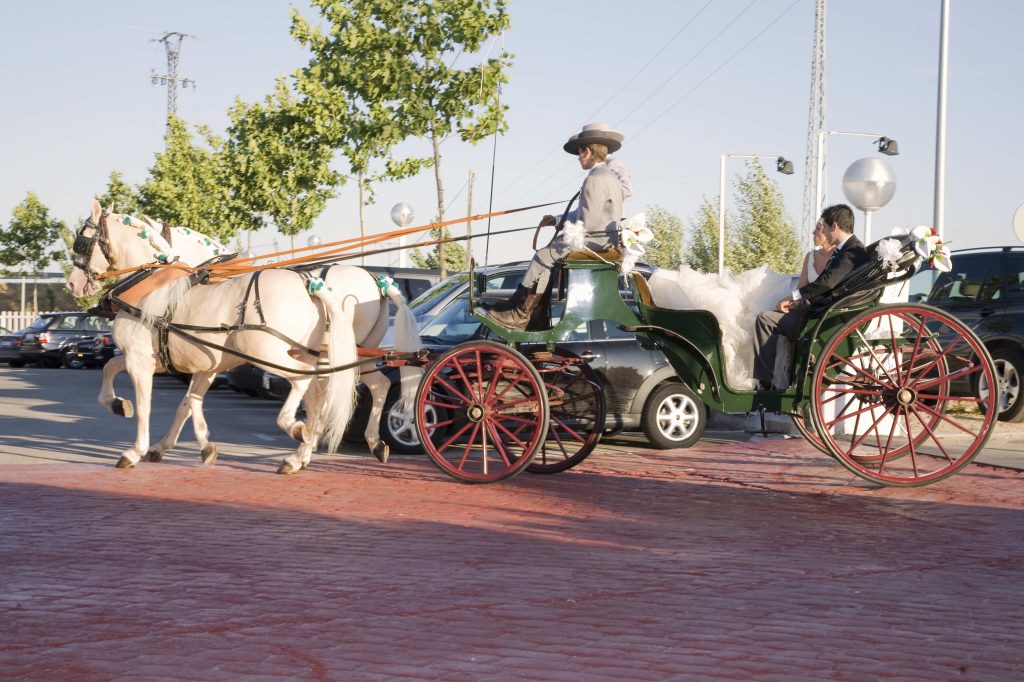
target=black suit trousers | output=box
[753,307,806,385]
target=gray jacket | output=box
[578,164,624,240]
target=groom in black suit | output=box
[753,203,869,390]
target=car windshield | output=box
[409,274,469,313]
[418,294,483,344]
[26,316,56,331]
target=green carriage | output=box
[412,238,999,486]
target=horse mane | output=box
[138,275,193,326]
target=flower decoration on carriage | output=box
[619,213,651,274]
[875,237,904,272]
[562,220,586,251]
[909,225,953,272]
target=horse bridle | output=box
[72,211,116,283]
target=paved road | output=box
[2,366,1023,680]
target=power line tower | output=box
[801,0,826,249]
[150,32,196,128]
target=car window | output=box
[57,316,79,330]
[990,253,1024,299]
[409,274,469,311]
[26,316,53,331]
[419,295,482,343]
[79,316,109,332]
[485,272,525,290]
[927,257,993,303]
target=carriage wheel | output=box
[791,403,831,456]
[809,304,998,486]
[526,350,606,474]
[415,340,549,483]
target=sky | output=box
[2,0,1022,272]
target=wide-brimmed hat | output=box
[563,122,624,155]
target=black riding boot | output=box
[482,291,544,331]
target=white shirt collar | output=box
[835,233,854,251]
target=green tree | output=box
[684,197,727,273]
[0,192,67,311]
[220,81,341,248]
[291,0,513,276]
[684,161,800,274]
[729,159,802,273]
[137,115,234,239]
[643,205,683,270]
[96,170,140,215]
[409,225,467,272]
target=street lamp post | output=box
[814,131,898,243]
[390,202,415,269]
[718,154,794,274]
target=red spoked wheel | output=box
[791,403,831,456]
[809,304,998,486]
[415,341,549,483]
[526,350,606,474]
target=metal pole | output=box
[718,155,726,274]
[863,210,873,244]
[815,130,826,235]
[934,0,950,240]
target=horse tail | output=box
[312,288,359,453]
[382,281,423,415]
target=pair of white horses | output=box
[67,199,422,474]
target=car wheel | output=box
[978,347,1024,423]
[381,385,441,455]
[8,360,25,368]
[63,355,87,370]
[641,382,706,449]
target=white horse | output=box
[68,200,419,472]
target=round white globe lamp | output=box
[842,158,896,244]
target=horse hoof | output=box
[300,460,309,470]
[144,449,163,463]
[277,460,298,475]
[112,398,134,419]
[115,455,136,469]
[201,444,218,466]
[372,442,390,464]
[290,423,307,443]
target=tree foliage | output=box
[685,160,801,274]
[729,160,802,273]
[220,81,341,241]
[137,115,234,239]
[409,225,467,272]
[643,205,683,270]
[96,170,140,215]
[291,0,512,274]
[0,192,66,276]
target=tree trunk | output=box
[431,133,446,279]
[358,171,366,267]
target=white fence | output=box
[0,310,56,333]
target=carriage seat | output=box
[565,248,622,262]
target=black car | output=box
[909,246,1024,422]
[18,312,113,368]
[0,325,27,367]
[61,332,119,369]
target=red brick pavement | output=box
[2,438,1023,681]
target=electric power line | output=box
[150,31,196,129]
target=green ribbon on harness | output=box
[307,276,325,295]
[376,275,396,296]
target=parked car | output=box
[18,312,113,368]
[0,326,28,367]
[61,332,119,369]
[909,246,1024,422]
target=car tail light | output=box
[101,336,111,346]
[38,332,51,344]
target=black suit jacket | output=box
[798,235,869,308]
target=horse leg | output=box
[145,371,216,465]
[360,369,391,464]
[117,345,158,469]
[296,378,325,470]
[276,376,312,474]
[97,354,134,418]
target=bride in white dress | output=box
[798,220,837,287]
